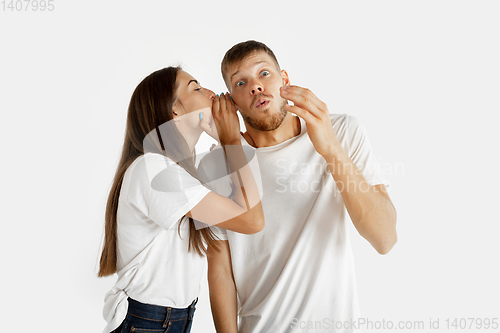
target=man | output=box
[198,40,397,333]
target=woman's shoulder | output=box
[122,153,167,193]
[126,153,175,180]
[125,153,201,195]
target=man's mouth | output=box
[255,98,270,108]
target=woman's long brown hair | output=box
[98,66,219,277]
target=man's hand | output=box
[280,85,341,159]
[281,85,397,254]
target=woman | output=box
[98,66,264,333]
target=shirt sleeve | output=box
[209,225,228,241]
[142,153,211,231]
[341,115,390,188]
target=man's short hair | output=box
[221,40,281,83]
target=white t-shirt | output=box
[102,153,213,333]
[198,114,389,333]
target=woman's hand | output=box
[200,93,240,145]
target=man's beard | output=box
[241,99,288,132]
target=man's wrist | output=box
[322,143,345,163]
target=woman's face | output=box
[172,70,215,122]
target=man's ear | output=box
[281,69,290,86]
[223,77,232,94]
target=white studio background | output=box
[1,1,499,332]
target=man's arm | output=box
[323,148,397,254]
[280,85,397,254]
[207,240,238,332]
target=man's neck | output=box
[242,114,301,148]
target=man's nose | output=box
[250,80,263,95]
[251,87,263,95]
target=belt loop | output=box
[163,307,171,328]
[189,306,194,320]
[189,298,198,320]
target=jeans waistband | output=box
[126,297,198,322]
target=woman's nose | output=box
[206,89,216,100]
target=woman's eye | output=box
[195,88,201,91]
[261,71,269,76]
[236,81,244,87]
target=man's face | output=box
[225,51,290,131]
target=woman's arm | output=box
[186,145,264,234]
[187,93,264,234]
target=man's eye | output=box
[236,81,245,87]
[261,71,269,76]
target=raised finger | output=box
[212,95,220,118]
[227,93,238,112]
[280,85,326,118]
[284,103,316,124]
[220,93,230,114]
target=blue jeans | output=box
[111,297,197,333]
